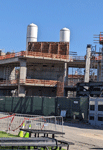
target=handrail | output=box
[0,51,69,61]
[25,79,57,86]
[0,79,18,85]
[0,50,102,63]
[100,33,103,41]
[0,79,57,86]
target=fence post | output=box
[55,116,56,131]
[62,116,63,133]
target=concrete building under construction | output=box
[0,23,103,97]
[0,23,70,97]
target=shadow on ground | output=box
[90,148,103,149]
[64,121,103,130]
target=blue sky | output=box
[0,0,103,55]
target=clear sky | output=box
[0,0,103,55]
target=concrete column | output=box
[9,67,15,80]
[20,59,27,82]
[64,63,68,82]
[84,45,91,82]
[64,63,68,96]
[18,86,25,97]
[18,59,26,97]
[97,63,101,81]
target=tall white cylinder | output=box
[60,28,70,42]
[26,23,38,50]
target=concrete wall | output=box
[27,64,64,81]
[0,90,12,96]
[27,63,65,97]
[26,87,56,97]
[0,67,4,79]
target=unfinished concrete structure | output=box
[0,23,71,97]
[0,24,103,97]
[0,44,100,97]
[0,42,70,97]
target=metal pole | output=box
[62,116,63,133]
[55,117,56,131]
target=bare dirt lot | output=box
[57,122,103,150]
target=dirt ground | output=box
[57,121,103,150]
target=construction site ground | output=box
[8,121,103,149]
[6,121,103,149]
[59,121,103,150]
[0,112,103,150]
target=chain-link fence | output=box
[0,112,63,135]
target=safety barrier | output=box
[0,51,69,61]
[24,51,69,60]
[26,79,57,86]
[64,78,84,87]
[0,79,57,87]
[0,112,15,132]
[99,32,103,42]
[0,78,85,87]
[72,56,85,61]
[0,50,102,62]
[0,112,63,135]
[0,53,15,60]
[23,116,63,132]
[69,55,103,61]
[0,79,18,85]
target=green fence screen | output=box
[0,96,89,120]
[0,97,5,112]
[32,97,43,115]
[43,97,55,116]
